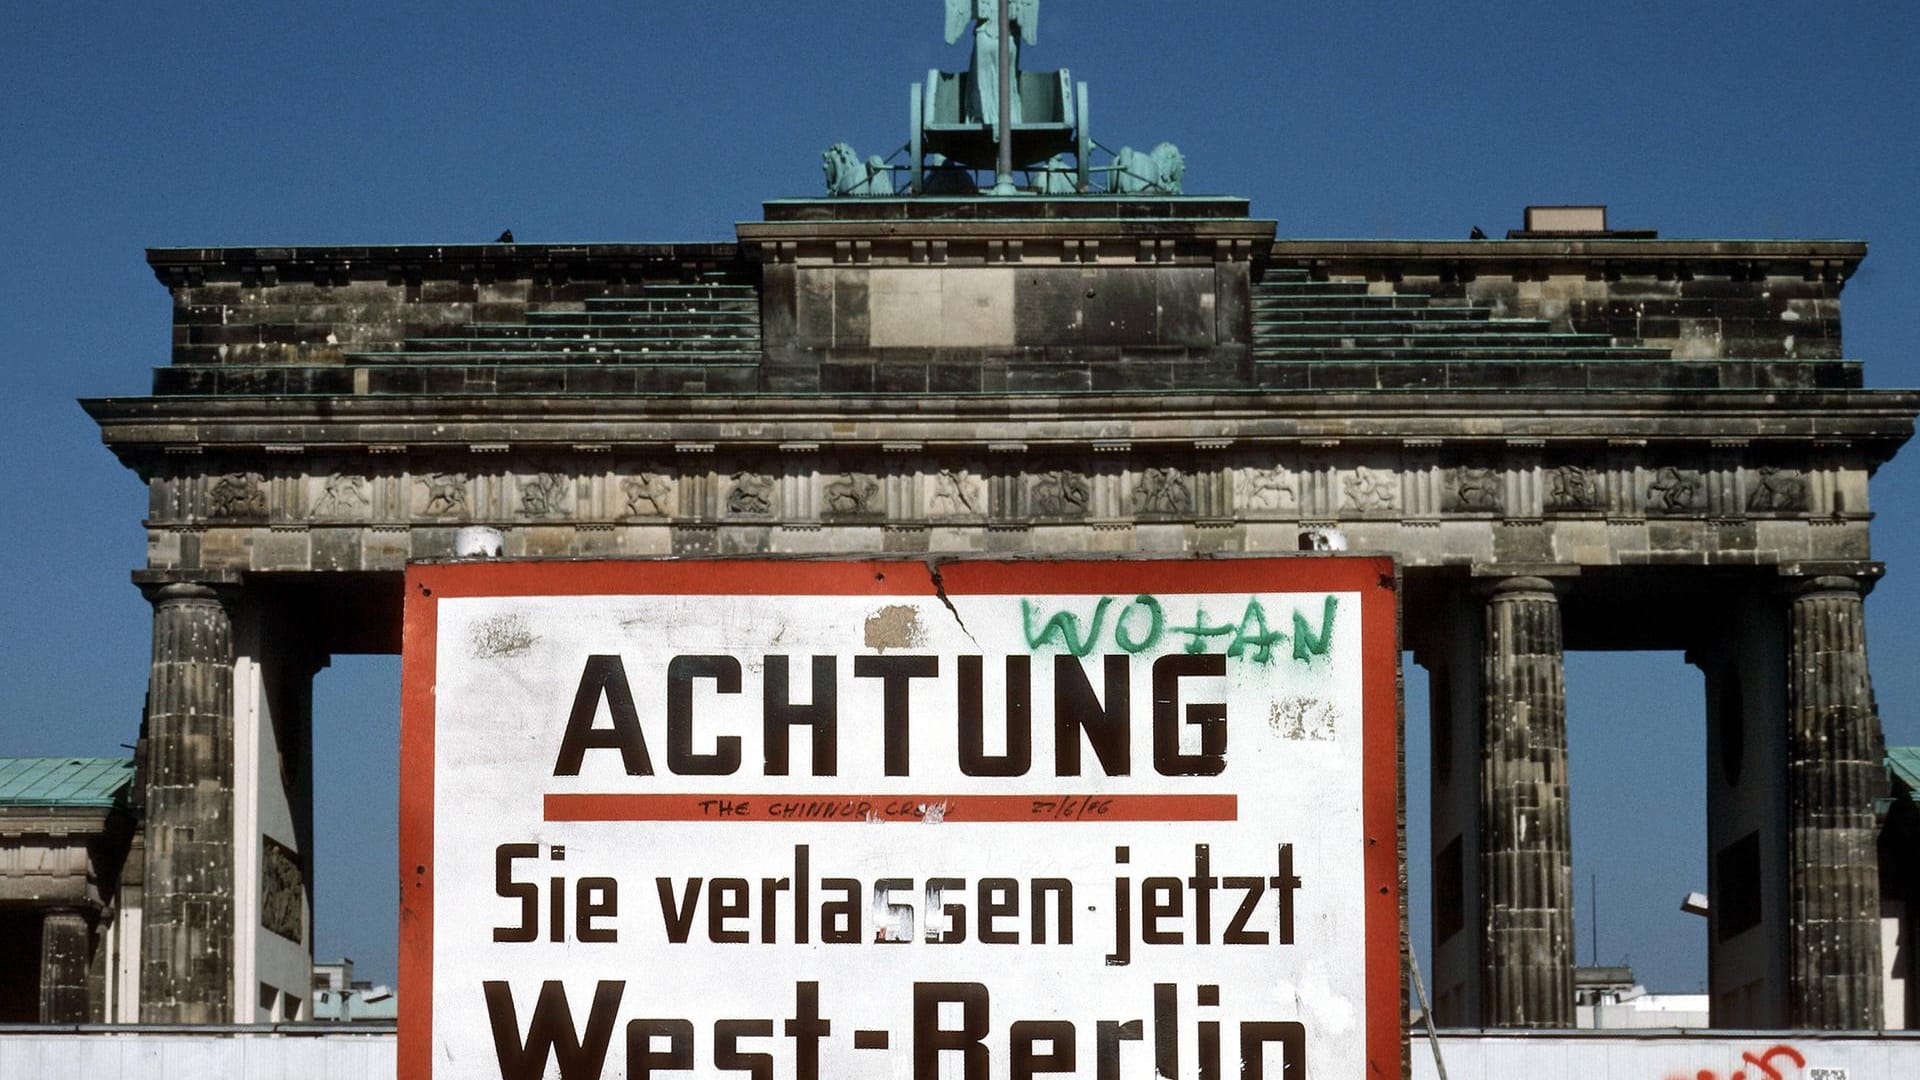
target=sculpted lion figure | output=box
[823,142,895,197]
[1111,142,1186,195]
[825,474,881,515]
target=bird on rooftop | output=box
[496,229,515,243]
[1469,226,1488,240]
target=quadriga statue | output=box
[946,0,1040,124]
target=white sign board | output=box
[401,558,1401,1079]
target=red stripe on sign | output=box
[544,792,1237,823]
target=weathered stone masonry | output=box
[1480,577,1572,1029]
[86,197,1918,1027]
[136,581,235,1024]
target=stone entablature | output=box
[0,809,120,908]
[108,407,1889,573]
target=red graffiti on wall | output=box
[1665,1044,1806,1080]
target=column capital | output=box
[1475,574,1564,602]
[1778,560,1883,598]
[132,569,241,607]
[1787,574,1870,600]
[38,905,94,927]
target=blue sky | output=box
[3,1,1917,993]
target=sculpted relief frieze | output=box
[1546,465,1601,512]
[1342,466,1399,513]
[929,468,984,518]
[1030,468,1092,517]
[1237,466,1298,514]
[1648,466,1704,514]
[313,474,370,518]
[417,472,470,518]
[824,472,883,517]
[260,836,305,944]
[207,472,267,519]
[621,472,674,518]
[1133,467,1194,516]
[1444,466,1503,514]
[518,472,572,518]
[1747,466,1809,512]
[727,471,776,517]
[151,449,1832,543]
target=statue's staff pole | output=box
[991,0,1017,195]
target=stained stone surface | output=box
[37,908,91,1023]
[1787,577,1885,1029]
[136,582,236,1023]
[1480,578,1573,1029]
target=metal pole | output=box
[991,0,1017,195]
[1407,947,1451,1080]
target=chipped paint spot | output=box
[863,604,927,651]
[470,613,536,658]
[920,802,948,824]
[1270,696,1338,740]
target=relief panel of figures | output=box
[147,450,1841,537]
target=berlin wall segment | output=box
[399,555,1403,1079]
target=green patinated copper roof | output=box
[1891,748,1920,798]
[0,758,134,808]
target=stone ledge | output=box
[1270,238,1866,283]
[760,196,1254,222]
[147,242,749,287]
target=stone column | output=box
[138,581,236,1023]
[1786,576,1884,1029]
[1480,576,1574,1028]
[38,908,92,1023]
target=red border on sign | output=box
[399,556,1403,1080]
[398,573,437,1080]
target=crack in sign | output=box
[924,561,982,649]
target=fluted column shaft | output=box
[38,907,92,1023]
[139,582,236,1023]
[1480,576,1574,1028]
[1786,576,1883,1029]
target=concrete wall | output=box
[0,1030,393,1080]
[1412,1031,1920,1079]
[5,1029,1916,1079]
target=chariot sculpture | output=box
[823,0,1187,197]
